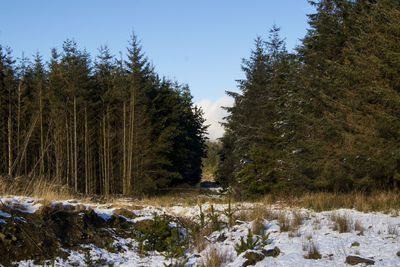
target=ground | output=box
[0,193,399,266]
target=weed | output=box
[354,220,364,235]
[388,224,399,235]
[207,205,221,232]
[251,218,265,236]
[197,204,206,228]
[313,218,321,231]
[303,239,322,260]
[132,213,188,258]
[278,212,290,232]
[223,198,236,227]
[201,246,231,267]
[330,212,351,233]
[234,229,271,255]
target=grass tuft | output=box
[201,246,231,267]
[330,212,351,233]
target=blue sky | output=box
[1,0,315,139]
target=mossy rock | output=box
[114,208,138,219]
[262,246,280,257]
[242,251,265,267]
[345,255,374,265]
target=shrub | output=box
[330,212,351,233]
[201,246,231,267]
[133,213,187,258]
[303,239,321,260]
[234,229,271,255]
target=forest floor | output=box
[1,191,400,266]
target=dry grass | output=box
[250,218,265,235]
[0,175,72,201]
[192,227,213,252]
[278,209,304,234]
[330,212,352,233]
[201,246,232,267]
[300,191,400,212]
[278,212,291,232]
[235,204,278,223]
[303,239,322,260]
[354,220,364,235]
[388,224,399,236]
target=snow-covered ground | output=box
[1,196,400,266]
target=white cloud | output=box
[196,96,234,141]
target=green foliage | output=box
[197,204,206,228]
[217,0,400,197]
[133,213,188,258]
[207,205,221,232]
[0,32,207,197]
[223,198,236,227]
[234,229,271,255]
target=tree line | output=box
[0,34,207,196]
[217,0,400,198]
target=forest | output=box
[217,0,400,198]
[2,0,400,200]
[0,34,207,196]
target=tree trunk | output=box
[8,96,12,177]
[85,105,88,195]
[73,96,78,193]
[123,101,127,194]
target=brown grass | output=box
[300,191,400,212]
[354,220,364,235]
[0,175,72,201]
[388,224,399,236]
[330,212,352,233]
[303,239,322,260]
[278,212,290,232]
[201,246,232,267]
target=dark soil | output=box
[0,203,134,266]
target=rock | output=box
[217,233,227,242]
[262,246,280,257]
[242,251,265,267]
[351,241,360,247]
[345,255,375,265]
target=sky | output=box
[0,0,315,140]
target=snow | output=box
[2,196,399,266]
[0,195,41,213]
[0,210,11,218]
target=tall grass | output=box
[300,191,400,212]
[0,175,72,200]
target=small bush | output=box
[234,229,271,255]
[207,205,221,232]
[303,239,322,260]
[223,199,236,227]
[189,223,212,252]
[201,246,231,267]
[278,212,290,232]
[251,218,265,235]
[354,220,364,235]
[330,212,351,233]
[388,224,399,235]
[133,213,187,257]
